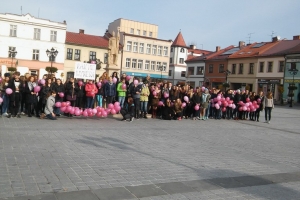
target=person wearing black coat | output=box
[24,75,39,117]
[75,82,85,109]
[191,88,202,120]
[65,78,77,106]
[7,72,23,118]
[52,79,65,116]
[254,91,264,122]
[162,99,174,120]
[38,78,53,114]
[233,90,242,120]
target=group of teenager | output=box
[0,71,274,123]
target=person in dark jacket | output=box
[1,73,11,116]
[65,78,78,117]
[53,79,65,116]
[191,87,202,120]
[75,81,85,109]
[39,78,53,114]
[24,75,39,117]
[254,91,264,122]
[162,99,173,120]
[7,71,23,118]
[120,97,135,122]
[233,90,242,120]
[104,77,116,105]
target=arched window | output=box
[180,48,185,53]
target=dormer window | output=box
[180,48,185,53]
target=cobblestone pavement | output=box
[0,106,300,200]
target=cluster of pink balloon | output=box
[237,98,261,112]
[55,101,121,118]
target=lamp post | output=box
[46,47,58,75]
[288,68,298,107]
[223,69,231,91]
[158,65,164,81]
[8,48,17,68]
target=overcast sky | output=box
[1,0,300,51]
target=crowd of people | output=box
[0,71,275,123]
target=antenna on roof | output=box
[269,31,276,41]
[247,33,254,44]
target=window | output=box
[197,66,204,75]
[133,42,138,52]
[171,48,173,52]
[152,45,157,55]
[156,62,162,71]
[126,58,131,68]
[209,64,213,73]
[104,53,108,64]
[8,47,16,57]
[66,72,75,79]
[170,58,173,64]
[139,43,144,53]
[162,62,167,72]
[259,62,264,72]
[157,46,162,55]
[268,62,273,72]
[232,64,236,74]
[219,64,224,73]
[239,63,243,74]
[74,49,81,60]
[145,60,150,70]
[169,70,172,76]
[138,60,143,70]
[34,28,40,40]
[163,47,168,56]
[179,58,184,64]
[188,67,194,75]
[137,29,140,35]
[50,30,57,42]
[279,61,284,72]
[149,32,153,37]
[151,61,155,71]
[143,30,147,36]
[130,28,134,34]
[10,25,17,37]
[89,51,96,61]
[126,41,132,51]
[32,49,39,60]
[249,63,254,74]
[180,48,185,53]
[146,44,151,54]
[132,59,137,69]
[181,71,186,77]
[67,48,73,60]
[291,62,296,70]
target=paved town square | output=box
[0,105,300,200]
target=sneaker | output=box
[40,113,45,119]
[17,114,21,118]
[21,112,25,115]
[197,117,201,120]
[2,112,8,116]
[130,117,134,122]
[7,114,11,118]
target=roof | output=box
[259,40,300,57]
[123,33,172,42]
[187,49,213,60]
[229,41,279,58]
[172,32,187,47]
[66,31,109,48]
[285,43,300,54]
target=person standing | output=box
[53,79,65,116]
[255,91,264,122]
[25,76,39,117]
[85,80,98,108]
[263,92,274,124]
[7,72,23,118]
[117,78,126,108]
[1,73,11,116]
[140,81,150,118]
[104,77,116,105]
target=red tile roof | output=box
[172,32,187,47]
[259,40,300,56]
[66,31,109,48]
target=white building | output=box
[0,13,66,79]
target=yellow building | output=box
[64,29,110,81]
[108,18,172,81]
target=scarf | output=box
[28,81,36,91]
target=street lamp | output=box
[223,69,231,91]
[158,65,164,81]
[288,68,298,107]
[8,48,17,68]
[46,47,58,75]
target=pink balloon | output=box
[112,77,117,83]
[133,80,138,85]
[88,112,94,117]
[184,96,189,102]
[60,106,66,112]
[152,91,157,96]
[221,97,225,101]
[92,108,97,114]
[215,104,220,109]
[228,104,233,108]
[239,106,243,111]
[158,101,164,106]
[223,102,228,107]
[114,102,120,107]
[257,98,261,102]
[217,101,222,105]
[243,106,247,111]
[246,98,250,102]
[70,108,75,115]
[40,79,45,85]
[247,107,250,112]
[96,112,102,117]
[66,101,70,106]
[67,106,73,112]
[232,104,236,109]
[59,92,64,98]
[194,105,199,110]
[256,105,260,109]
[111,109,116,115]
[181,102,186,108]
[115,106,121,112]
[87,108,93,114]
[217,96,221,100]
[164,92,169,98]
[222,107,226,112]
[0,77,2,83]
[97,82,102,88]
[122,84,127,90]
[245,103,249,107]
[78,80,83,86]
[226,97,230,101]
[102,111,108,117]
[97,107,102,113]
[253,101,257,105]
[34,86,41,93]
[55,102,61,107]
[61,102,67,107]
[214,98,218,102]
[83,111,88,117]
[108,103,114,109]
[105,109,111,114]
[126,75,131,81]
[0,97,3,103]
[75,110,81,116]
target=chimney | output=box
[239,41,245,48]
[216,46,221,52]
[190,45,196,49]
[293,35,300,40]
[272,36,280,42]
[79,29,84,34]
[63,20,66,24]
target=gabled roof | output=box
[259,40,300,57]
[66,31,109,48]
[172,32,187,47]
[229,41,279,58]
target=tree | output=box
[45,66,58,74]
[7,67,16,72]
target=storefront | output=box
[122,71,168,82]
[257,79,281,100]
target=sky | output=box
[1,0,300,51]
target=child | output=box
[120,97,135,122]
[40,90,57,120]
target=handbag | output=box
[66,85,76,101]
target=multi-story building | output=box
[169,32,211,87]
[64,29,109,80]
[0,13,66,79]
[108,18,172,81]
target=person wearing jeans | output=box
[263,91,274,124]
[104,77,116,106]
[41,90,57,120]
[85,80,98,108]
[140,81,150,118]
[117,78,126,108]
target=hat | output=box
[4,73,10,77]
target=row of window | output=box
[125,58,167,72]
[8,46,56,61]
[126,41,169,56]
[66,48,108,63]
[130,28,153,37]
[9,25,57,41]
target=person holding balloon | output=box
[254,91,264,122]
[173,98,183,120]
[140,81,150,118]
[65,78,78,117]
[85,79,98,108]
[40,90,57,120]
[24,75,39,117]
[201,88,211,120]
[104,77,116,106]
[96,79,104,108]
[53,79,65,116]
[151,84,161,118]
[120,97,135,122]
[191,87,202,120]
[117,78,126,108]
[75,80,85,109]
[130,78,142,119]
[0,73,11,116]
[6,71,23,118]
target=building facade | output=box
[108,18,171,81]
[0,13,66,79]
